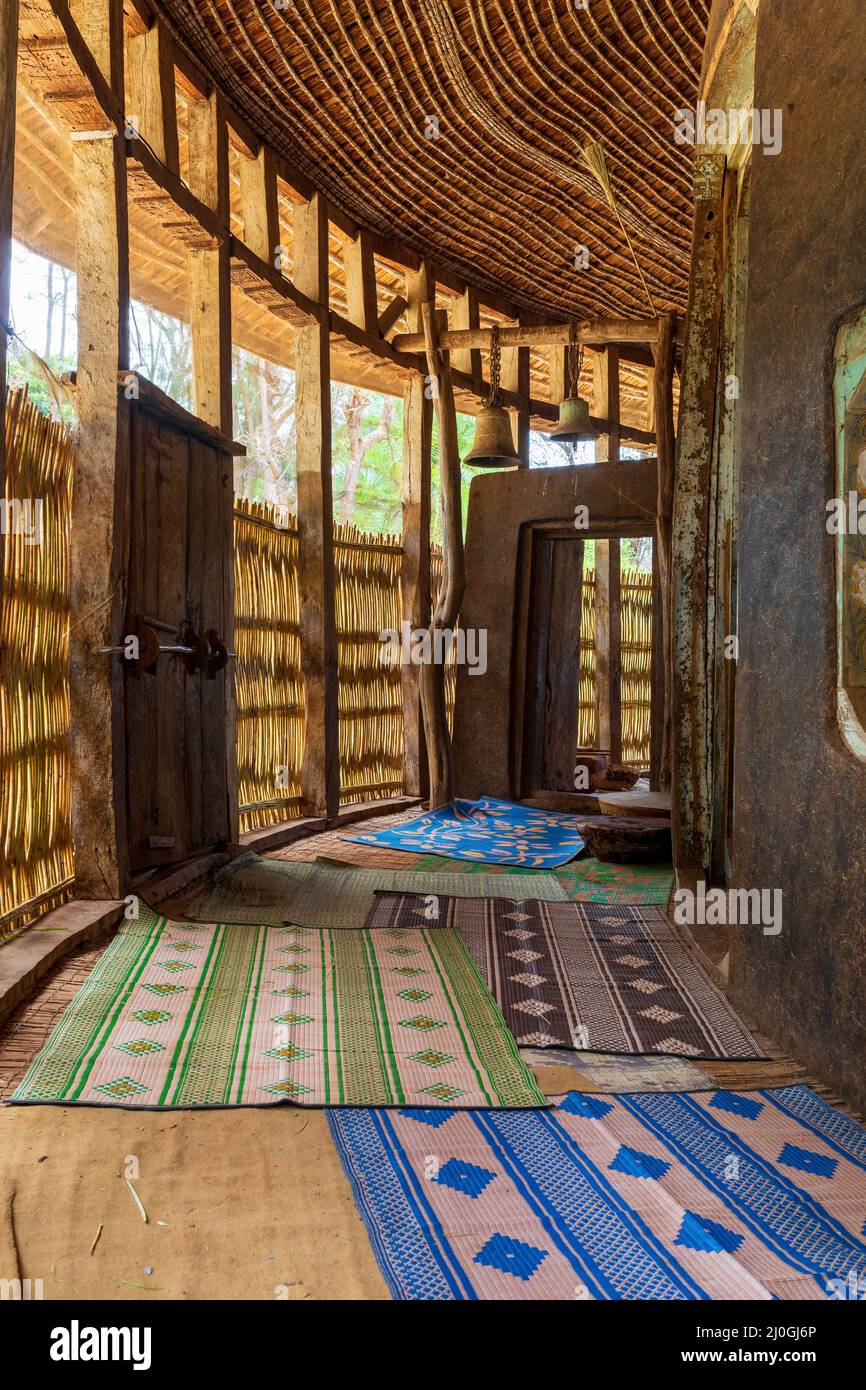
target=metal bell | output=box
[547,394,599,446]
[463,404,522,468]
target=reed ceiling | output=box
[157,0,707,321]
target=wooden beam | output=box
[594,538,622,762]
[68,0,130,897]
[593,345,621,463]
[125,17,179,174]
[344,228,378,335]
[420,305,464,807]
[186,89,231,436]
[0,0,19,488]
[294,192,339,817]
[400,263,434,798]
[238,145,279,267]
[392,317,665,354]
[672,152,726,876]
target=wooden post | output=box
[548,345,567,410]
[653,311,676,790]
[401,262,433,797]
[344,229,378,335]
[68,0,131,896]
[672,153,726,877]
[594,538,622,762]
[451,286,481,384]
[0,0,18,486]
[294,192,339,816]
[238,145,279,266]
[420,304,464,806]
[186,88,237,840]
[593,345,621,463]
[186,92,231,436]
[125,19,179,174]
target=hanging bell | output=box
[463,404,522,469]
[547,394,599,446]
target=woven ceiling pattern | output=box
[159,0,707,319]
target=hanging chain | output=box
[488,326,501,407]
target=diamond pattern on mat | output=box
[514,999,555,1018]
[609,1145,671,1180]
[94,1077,150,1099]
[517,1030,559,1046]
[399,1015,446,1032]
[509,972,547,987]
[615,954,650,969]
[639,1005,683,1025]
[676,1212,744,1255]
[433,1158,496,1199]
[473,1233,548,1282]
[504,929,536,941]
[656,1037,701,1056]
[628,978,666,995]
[409,1049,454,1069]
[778,1144,838,1179]
[507,949,542,963]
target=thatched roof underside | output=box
[158,0,707,321]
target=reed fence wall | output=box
[0,390,74,940]
[333,522,405,806]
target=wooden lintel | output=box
[392,317,666,354]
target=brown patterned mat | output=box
[366,894,765,1061]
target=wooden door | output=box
[124,399,234,871]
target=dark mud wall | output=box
[730,0,866,1109]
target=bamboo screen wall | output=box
[577,569,653,771]
[0,391,74,941]
[234,499,305,833]
[334,523,405,806]
[620,569,654,769]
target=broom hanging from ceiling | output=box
[580,139,657,317]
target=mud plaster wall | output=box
[730,0,866,1111]
[452,460,657,800]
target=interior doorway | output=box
[514,524,659,799]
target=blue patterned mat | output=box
[328,1085,866,1300]
[347,796,585,868]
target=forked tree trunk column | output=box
[294,192,339,818]
[420,305,464,807]
[400,263,433,798]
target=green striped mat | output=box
[185,852,568,928]
[11,907,547,1110]
[410,854,674,906]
